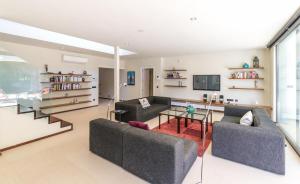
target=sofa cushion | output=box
[224,105,253,117]
[89,118,131,166]
[253,115,260,127]
[128,121,149,130]
[183,139,198,175]
[146,96,155,104]
[123,127,185,184]
[252,108,277,129]
[240,111,253,126]
[139,98,151,109]
[221,116,241,124]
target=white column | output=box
[114,46,120,102]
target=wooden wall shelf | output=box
[40,100,92,109]
[171,97,272,114]
[165,85,187,88]
[228,87,264,90]
[164,78,187,79]
[164,69,187,71]
[41,81,92,84]
[43,94,91,101]
[41,72,91,76]
[51,88,92,92]
[228,78,264,80]
[228,67,264,70]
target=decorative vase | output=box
[186,105,195,114]
[243,63,250,69]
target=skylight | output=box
[0,18,135,56]
[0,49,26,62]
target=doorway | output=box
[99,68,114,101]
[141,68,154,97]
[99,68,127,103]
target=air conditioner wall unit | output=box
[62,55,88,64]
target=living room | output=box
[0,1,300,184]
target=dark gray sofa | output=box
[115,96,171,122]
[212,105,285,175]
[90,118,198,184]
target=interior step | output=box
[17,104,34,114]
[61,120,73,128]
[34,110,49,119]
[49,115,73,129]
[49,116,61,124]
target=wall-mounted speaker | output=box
[203,94,207,102]
[219,95,224,103]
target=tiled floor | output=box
[0,104,300,184]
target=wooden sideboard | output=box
[171,97,272,115]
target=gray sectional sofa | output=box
[115,96,171,122]
[90,118,198,184]
[212,105,285,175]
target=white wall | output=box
[123,57,162,100]
[124,49,272,106]
[0,40,129,149]
[0,40,126,111]
[0,106,71,149]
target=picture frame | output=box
[127,71,135,85]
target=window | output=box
[276,25,300,154]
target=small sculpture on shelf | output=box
[243,63,250,69]
[253,56,260,68]
[44,64,48,73]
[83,70,87,75]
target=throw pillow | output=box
[139,98,151,109]
[240,111,253,126]
[129,121,149,130]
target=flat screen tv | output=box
[193,75,220,91]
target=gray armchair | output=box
[212,105,285,175]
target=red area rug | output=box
[152,118,212,157]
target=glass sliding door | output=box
[277,26,300,154]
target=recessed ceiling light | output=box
[190,17,197,21]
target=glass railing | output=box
[0,48,41,108]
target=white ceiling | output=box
[0,0,299,58]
